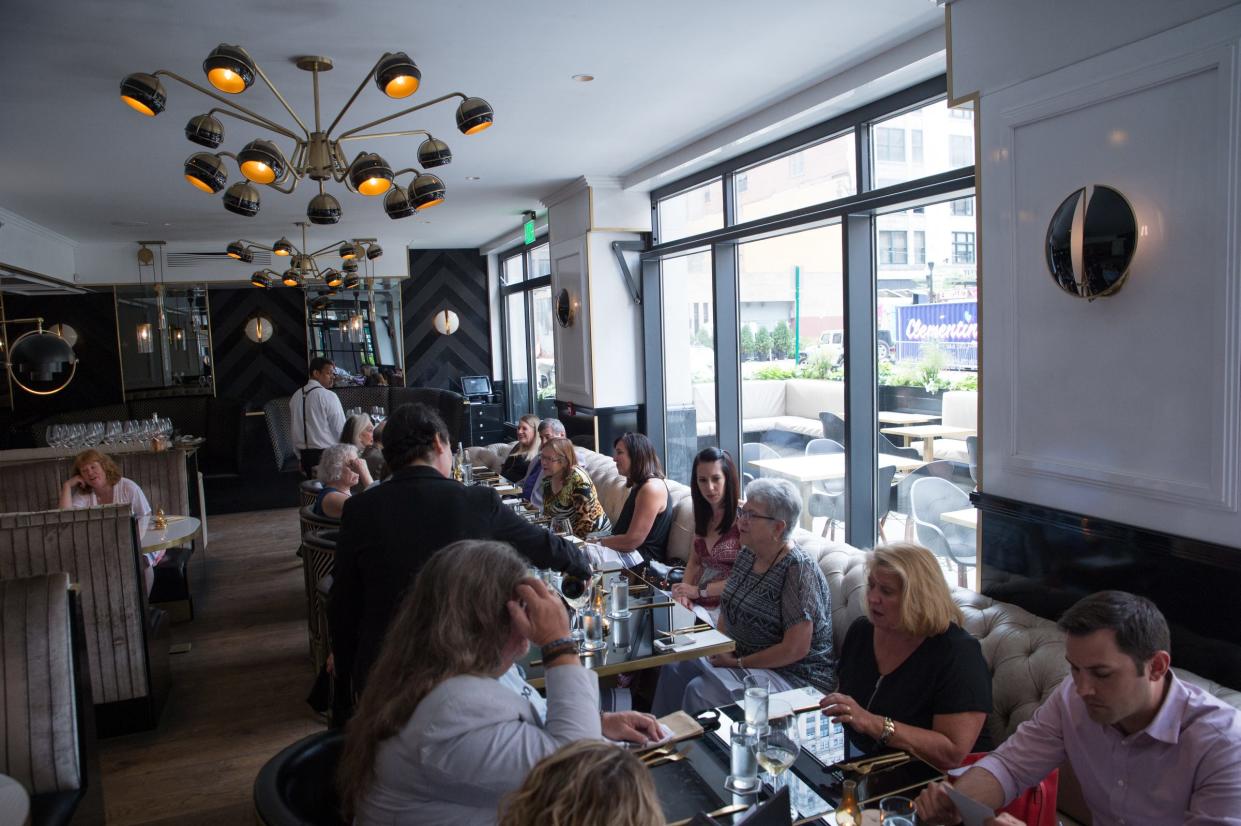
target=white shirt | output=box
[289,380,346,450]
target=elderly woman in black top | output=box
[818,542,991,770]
[651,477,835,714]
[598,433,674,567]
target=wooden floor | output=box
[99,508,323,825]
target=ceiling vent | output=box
[166,250,272,267]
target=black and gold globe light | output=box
[375,52,421,99]
[323,269,343,288]
[343,273,361,291]
[238,139,286,184]
[348,153,393,196]
[223,182,261,216]
[233,223,376,290]
[250,270,271,288]
[184,152,228,193]
[365,243,383,260]
[343,259,359,274]
[339,242,360,260]
[203,44,256,94]
[185,113,224,148]
[282,270,302,288]
[307,192,342,225]
[1,319,78,396]
[121,46,493,220]
[227,241,253,262]
[411,173,446,210]
[455,97,494,135]
[384,185,415,219]
[417,137,452,168]
[119,73,166,116]
[273,237,293,256]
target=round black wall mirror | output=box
[1045,184,1137,300]
[555,288,576,327]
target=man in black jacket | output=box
[329,402,590,710]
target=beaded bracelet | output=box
[541,636,579,662]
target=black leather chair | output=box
[253,730,347,826]
[263,398,302,473]
[389,387,468,446]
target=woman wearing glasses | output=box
[652,477,836,714]
[539,437,611,539]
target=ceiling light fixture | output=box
[0,318,79,396]
[235,221,382,288]
[120,45,494,223]
[571,74,595,83]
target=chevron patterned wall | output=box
[208,287,306,410]
[402,249,491,391]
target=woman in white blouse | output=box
[59,449,155,590]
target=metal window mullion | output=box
[842,213,877,548]
[642,258,666,463]
[722,173,736,228]
[524,290,537,416]
[856,120,873,194]
[713,242,741,464]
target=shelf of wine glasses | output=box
[0,441,200,465]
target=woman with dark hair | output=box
[671,447,741,613]
[599,432,674,566]
[540,437,611,539]
[338,540,659,826]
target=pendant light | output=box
[135,244,155,354]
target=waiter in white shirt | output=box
[290,357,347,476]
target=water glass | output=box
[724,721,761,793]
[743,674,770,732]
[607,575,630,618]
[580,608,606,651]
[460,462,473,485]
[551,516,573,536]
[878,796,915,825]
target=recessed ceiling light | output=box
[465,175,481,181]
[110,220,149,227]
[571,74,594,83]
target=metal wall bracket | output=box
[610,239,647,305]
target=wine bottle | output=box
[834,779,862,826]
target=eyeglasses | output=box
[541,454,565,464]
[736,507,779,523]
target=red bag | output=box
[959,752,1058,826]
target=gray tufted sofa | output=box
[470,442,1241,823]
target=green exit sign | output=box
[523,218,536,245]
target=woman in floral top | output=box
[671,447,741,611]
[540,437,612,539]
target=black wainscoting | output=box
[208,287,306,410]
[402,249,490,391]
[555,402,645,455]
[975,491,1241,689]
[4,291,123,418]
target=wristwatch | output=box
[878,716,896,745]
[698,586,709,600]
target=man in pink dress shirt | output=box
[916,590,1241,825]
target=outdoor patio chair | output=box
[805,439,845,538]
[741,442,780,489]
[910,476,977,587]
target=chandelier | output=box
[235,221,381,289]
[119,45,494,223]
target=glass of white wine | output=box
[757,700,800,792]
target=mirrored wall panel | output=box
[306,278,404,386]
[116,284,214,397]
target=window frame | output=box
[498,238,553,423]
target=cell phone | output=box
[653,635,692,652]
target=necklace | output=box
[729,544,791,622]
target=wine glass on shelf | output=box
[757,700,800,792]
[104,421,122,445]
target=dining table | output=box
[876,411,941,426]
[138,513,202,554]
[749,454,923,529]
[939,507,977,529]
[879,424,976,462]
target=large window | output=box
[646,79,978,587]
[500,240,556,422]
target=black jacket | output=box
[329,465,590,697]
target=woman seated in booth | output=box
[342,413,386,481]
[337,539,661,826]
[598,432,674,567]
[539,437,611,539]
[314,443,373,519]
[500,414,541,483]
[818,542,991,771]
[671,447,741,615]
[60,448,156,591]
[652,477,836,714]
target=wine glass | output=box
[559,571,594,643]
[878,796,915,825]
[757,700,800,791]
[105,421,122,445]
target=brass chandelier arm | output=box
[243,48,312,139]
[323,54,390,138]
[206,106,279,135]
[309,241,350,258]
[335,128,431,143]
[334,92,468,143]
[390,167,422,180]
[152,70,300,141]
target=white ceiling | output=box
[0,0,943,251]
